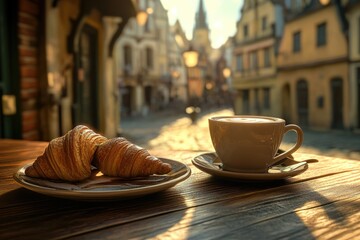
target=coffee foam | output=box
[216,117,274,123]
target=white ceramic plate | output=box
[192,152,308,181]
[14,158,191,201]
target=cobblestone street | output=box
[121,108,360,160]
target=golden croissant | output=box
[25,125,107,181]
[94,137,172,178]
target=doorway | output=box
[296,80,309,127]
[144,86,152,109]
[121,86,133,117]
[0,0,21,139]
[242,89,250,114]
[282,84,291,123]
[357,67,360,128]
[331,78,344,129]
[75,24,99,129]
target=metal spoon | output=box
[268,161,308,173]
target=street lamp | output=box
[319,0,330,5]
[222,67,232,107]
[136,10,148,26]
[223,67,231,79]
[170,69,180,100]
[182,45,199,104]
[183,45,199,68]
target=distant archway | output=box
[296,79,309,127]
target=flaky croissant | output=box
[25,125,107,181]
[94,137,172,178]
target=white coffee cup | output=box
[208,115,304,173]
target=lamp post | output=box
[136,0,153,26]
[222,67,232,107]
[182,45,200,123]
[170,69,180,101]
[182,45,199,105]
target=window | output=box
[146,47,153,69]
[236,54,243,72]
[317,22,327,46]
[262,16,267,31]
[264,47,271,67]
[291,0,302,12]
[243,24,248,38]
[263,88,270,109]
[293,31,301,53]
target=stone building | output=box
[116,0,182,117]
[168,21,188,105]
[232,0,286,116]
[277,0,349,129]
[0,0,137,140]
[219,37,236,107]
[347,0,360,130]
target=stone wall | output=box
[18,0,42,140]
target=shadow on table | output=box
[181,176,358,239]
[0,187,187,239]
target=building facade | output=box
[116,0,183,117]
[277,0,349,129]
[232,0,286,117]
[168,21,188,106]
[347,0,360,130]
[0,0,137,140]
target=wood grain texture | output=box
[1,140,360,240]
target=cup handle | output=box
[271,124,304,164]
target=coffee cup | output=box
[208,115,304,173]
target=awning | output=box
[81,0,137,19]
[64,0,139,55]
[53,0,138,19]
[81,0,139,56]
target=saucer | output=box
[14,158,191,201]
[192,152,308,181]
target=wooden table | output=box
[1,139,360,239]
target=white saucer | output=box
[192,152,308,181]
[14,158,191,201]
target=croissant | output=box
[94,137,172,178]
[25,125,107,181]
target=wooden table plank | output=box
[1,140,360,240]
[66,170,360,239]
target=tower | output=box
[192,0,212,54]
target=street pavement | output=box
[120,107,360,161]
